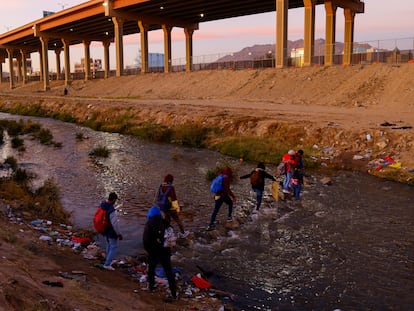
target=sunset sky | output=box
[1,0,414,70]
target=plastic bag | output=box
[163,227,177,248]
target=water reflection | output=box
[0,113,413,310]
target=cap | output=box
[288,150,295,156]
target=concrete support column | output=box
[343,8,355,66]
[162,24,173,73]
[138,20,149,74]
[303,0,316,67]
[102,40,110,79]
[83,40,91,80]
[276,0,288,68]
[20,50,27,84]
[184,27,194,72]
[62,39,71,86]
[112,17,124,77]
[40,36,50,91]
[55,48,62,80]
[0,52,3,84]
[6,48,14,89]
[325,1,337,66]
[39,49,44,82]
[16,54,22,83]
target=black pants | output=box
[147,247,177,298]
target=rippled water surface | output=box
[1,113,413,311]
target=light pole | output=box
[58,2,68,10]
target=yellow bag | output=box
[170,200,180,213]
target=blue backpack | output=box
[156,185,173,211]
[210,174,226,193]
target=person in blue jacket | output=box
[100,192,123,270]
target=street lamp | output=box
[58,2,68,10]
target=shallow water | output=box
[1,113,413,310]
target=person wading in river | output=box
[240,162,276,212]
[207,167,237,231]
[156,174,189,238]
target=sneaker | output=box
[227,217,233,222]
[206,224,215,231]
[103,265,115,271]
[181,230,190,238]
[164,294,178,303]
[178,230,191,238]
[282,189,290,194]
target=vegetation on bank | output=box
[0,157,71,225]
[0,99,412,185]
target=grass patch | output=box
[132,122,173,142]
[172,123,213,148]
[89,145,110,158]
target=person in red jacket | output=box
[207,167,237,231]
[281,150,296,193]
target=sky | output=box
[1,0,414,71]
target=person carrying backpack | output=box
[281,150,297,194]
[156,174,189,238]
[143,205,178,303]
[240,162,276,212]
[99,192,123,270]
[207,167,237,231]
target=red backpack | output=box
[93,207,109,233]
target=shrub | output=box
[89,145,110,158]
[4,156,17,171]
[36,128,54,144]
[11,137,24,149]
[75,132,84,141]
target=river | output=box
[1,113,413,311]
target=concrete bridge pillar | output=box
[103,40,111,79]
[184,27,194,72]
[20,50,27,84]
[303,0,316,67]
[324,1,337,66]
[162,24,173,73]
[343,8,355,66]
[6,48,14,89]
[83,40,91,80]
[276,0,288,68]
[55,48,62,80]
[112,17,124,77]
[40,36,50,91]
[62,38,71,86]
[138,21,149,74]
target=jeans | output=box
[104,236,118,266]
[209,195,233,226]
[253,188,263,210]
[292,184,302,200]
[283,172,292,191]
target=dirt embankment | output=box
[0,63,413,182]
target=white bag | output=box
[163,227,177,248]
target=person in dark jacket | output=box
[240,162,276,211]
[100,192,123,270]
[143,206,178,302]
[207,167,237,231]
